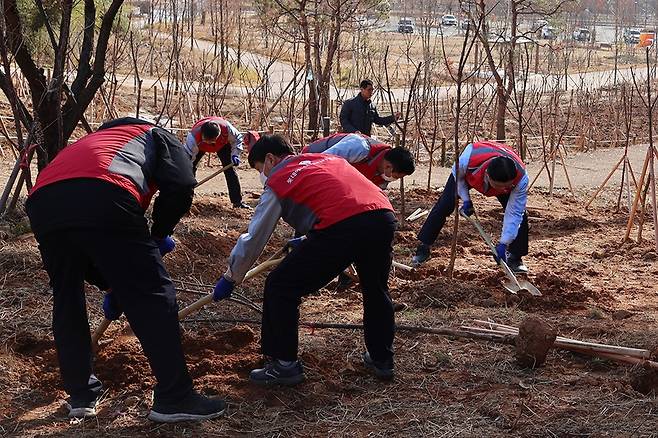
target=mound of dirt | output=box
[399,274,499,309]
[519,272,607,311]
[188,197,242,218]
[8,332,60,391]
[515,316,557,368]
[532,216,601,237]
[96,326,259,391]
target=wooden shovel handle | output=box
[90,318,112,352]
[195,163,234,188]
[178,256,284,319]
[460,212,522,289]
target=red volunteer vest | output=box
[190,116,230,153]
[267,154,393,230]
[302,134,391,187]
[30,124,157,209]
[352,143,391,187]
[464,141,525,196]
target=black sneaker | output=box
[148,390,226,423]
[507,257,528,274]
[65,375,103,418]
[412,243,430,266]
[249,359,305,386]
[233,202,251,209]
[362,352,394,380]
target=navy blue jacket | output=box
[339,93,395,136]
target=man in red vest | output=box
[211,134,398,384]
[303,133,415,188]
[185,116,250,208]
[412,141,530,273]
[26,118,226,422]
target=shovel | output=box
[195,163,234,188]
[460,212,541,297]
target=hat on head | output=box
[243,131,261,152]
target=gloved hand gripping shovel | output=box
[460,212,541,297]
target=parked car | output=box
[461,18,473,30]
[398,18,414,34]
[441,14,457,26]
[572,28,591,42]
[624,28,641,44]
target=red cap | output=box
[243,130,261,152]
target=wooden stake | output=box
[624,145,652,242]
[585,154,625,209]
[558,144,574,195]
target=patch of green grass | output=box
[587,307,606,320]
[434,350,452,366]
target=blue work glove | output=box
[286,236,305,250]
[154,236,175,256]
[495,243,508,264]
[102,292,122,321]
[213,276,235,302]
[231,155,241,166]
[459,200,475,217]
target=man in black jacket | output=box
[339,79,401,136]
[26,118,225,422]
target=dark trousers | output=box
[261,210,398,362]
[193,146,242,205]
[417,175,529,258]
[27,189,193,404]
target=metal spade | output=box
[461,212,542,297]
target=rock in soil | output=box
[612,310,633,320]
[629,362,658,395]
[515,316,557,368]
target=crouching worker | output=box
[26,118,226,422]
[212,134,398,384]
[303,132,415,188]
[186,116,250,208]
[412,141,530,273]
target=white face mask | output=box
[259,170,268,186]
[381,173,397,182]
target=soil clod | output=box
[515,316,557,368]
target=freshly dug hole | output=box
[515,316,557,368]
[629,362,658,395]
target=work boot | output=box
[362,352,394,381]
[65,375,103,418]
[411,243,431,266]
[233,201,251,209]
[507,256,528,274]
[249,359,305,386]
[148,389,226,423]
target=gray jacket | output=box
[339,94,395,136]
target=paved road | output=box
[128,30,651,110]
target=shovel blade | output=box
[503,279,542,297]
[518,279,542,296]
[502,280,520,295]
